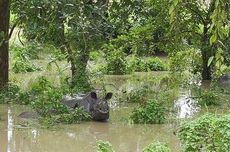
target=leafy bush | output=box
[0,82,38,105]
[12,59,41,73]
[146,57,168,71]
[103,44,128,75]
[28,77,68,116]
[11,43,41,60]
[134,58,149,72]
[130,100,166,124]
[28,77,92,125]
[10,44,42,73]
[97,140,115,152]
[40,107,91,126]
[169,49,202,87]
[89,51,103,61]
[127,56,168,72]
[178,114,230,152]
[192,87,219,106]
[0,83,20,104]
[143,142,171,152]
[96,141,171,152]
[126,86,150,103]
[169,49,202,74]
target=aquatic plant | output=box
[178,114,230,152]
[192,87,219,106]
[130,100,166,124]
[143,142,171,152]
[0,83,20,103]
[97,140,115,152]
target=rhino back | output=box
[219,73,230,88]
[18,111,39,119]
[62,99,79,109]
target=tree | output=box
[0,0,10,89]
[11,0,144,91]
[169,0,230,80]
[11,0,110,91]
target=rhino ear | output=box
[90,92,97,99]
[105,92,113,100]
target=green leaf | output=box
[173,0,179,6]
[169,5,175,15]
[208,56,214,67]
[210,34,217,45]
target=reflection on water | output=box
[174,91,200,118]
[7,109,13,152]
[0,105,180,152]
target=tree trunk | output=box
[201,24,212,80]
[201,50,212,80]
[0,0,10,89]
[71,51,91,92]
[56,3,65,52]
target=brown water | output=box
[2,71,213,152]
[0,104,180,152]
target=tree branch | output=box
[8,20,19,40]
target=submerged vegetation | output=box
[97,141,171,152]
[130,100,166,124]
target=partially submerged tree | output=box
[169,0,230,80]
[11,0,110,91]
[0,0,10,89]
[11,0,144,91]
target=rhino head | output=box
[88,92,113,121]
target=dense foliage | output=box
[179,114,230,152]
[130,100,166,124]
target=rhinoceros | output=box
[62,92,113,121]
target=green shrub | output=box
[89,51,103,61]
[11,43,41,60]
[192,87,219,106]
[198,90,219,106]
[96,141,172,152]
[97,140,115,152]
[41,107,91,125]
[178,114,230,152]
[127,56,168,72]
[104,44,128,75]
[135,58,149,72]
[27,76,91,125]
[143,142,171,152]
[169,49,201,74]
[130,100,166,124]
[126,85,151,103]
[146,57,168,71]
[12,59,41,73]
[29,77,69,116]
[0,83,20,104]
[11,44,42,73]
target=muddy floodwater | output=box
[0,104,180,152]
[1,72,199,152]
